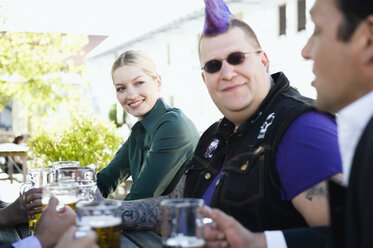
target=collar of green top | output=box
[137,98,169,134]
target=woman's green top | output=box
[97,98,199,200]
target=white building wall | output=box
[87,0,316,132]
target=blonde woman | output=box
[97,50,199,200]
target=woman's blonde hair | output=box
[111,50,158,81]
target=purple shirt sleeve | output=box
[276,111,342,200]
[12,236,42,248]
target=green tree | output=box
[108,103,127,127]
[27,109,123,171]
[0,31,88,114]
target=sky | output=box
[0,0,205,37]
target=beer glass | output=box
[161,198,205,248]
[54,166,95,183]
[42,182,80,211]
[51,160,80,169]
[76,200,122,248]
[76,179,97,203]
[54,166,97,202]
[22,167,54,188]
[19,168,53,234]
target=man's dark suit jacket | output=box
[282,116,373,248]
[344,116,373,247]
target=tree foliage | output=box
[108,103,127,127]
[0,31,88,114]
[27,109,123,171]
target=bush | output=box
[108,103,127,128]
[27,110,123,171]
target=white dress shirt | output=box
[336,90,373,185]
[265,90,373,248]
[12,236,41,248]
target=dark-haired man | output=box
[204,0,373,247]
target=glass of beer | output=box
[76,200,122,248]
[161,198,205,248]
[76,179,97,203]
[20,168,54,234]
[54,166,96,183]
[51,160,80,169]
[23,167,55,188]
[54,166,97,203]
[42,182,80,211]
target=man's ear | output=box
[260,51,270,72]
[361,15,373,65]
[201,72,206,84]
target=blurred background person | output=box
[3,135,25,174]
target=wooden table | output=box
[0,143,28,183]
[121,231,162,248]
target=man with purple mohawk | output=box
[187,0,341,245]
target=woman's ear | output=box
[156,74,162,91]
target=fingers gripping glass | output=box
[202,50,262,73]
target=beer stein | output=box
[76,200,122,248]
[161,198,206,248]
[42,182,80,211]
[51,160,80,169]
[54,166,96,202]
[19,168,54,234]
[54,166,95,183]
[21,167,54,189]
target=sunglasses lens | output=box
[204,60,222,73]
[227,52,246,65]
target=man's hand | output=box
[34,197,76,248]
[0,187,42,227]
[55,226,99,248]
[204,207,267,248]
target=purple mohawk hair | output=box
[203,0,233,35]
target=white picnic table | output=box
[0,143,28,183]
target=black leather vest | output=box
[184,72,315,231]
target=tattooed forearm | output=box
[169,175,186,199]
[305,184,328,201]
[121,196,167,231]
[120,176,186,231]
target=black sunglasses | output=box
[202,50,262,73]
